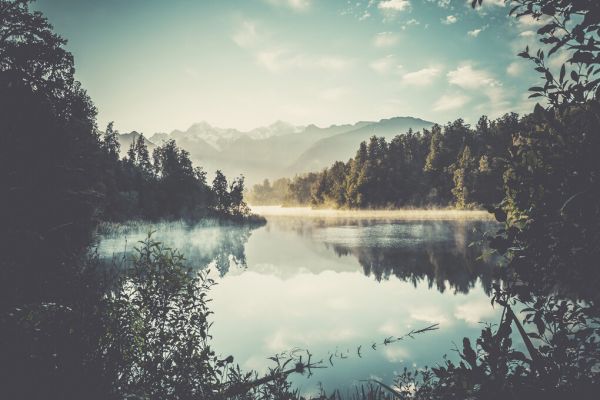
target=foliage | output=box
[100,131,254,222]
[249,116,517,210]
[246,178,292,205]
[0,0,103,309]
[103,235,225,399]
[480,0,600,303]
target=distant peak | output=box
[188,121,213,130]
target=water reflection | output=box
[96,214,502,395]
[248,217,499,294]
[323,221,499,294]
[96,221,253,276]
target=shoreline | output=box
[250,205,495,221]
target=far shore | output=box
[249,205,495,221]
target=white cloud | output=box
[506,61,524,77]
[232,21,259,48]
[265,0,311,11]
[256,49,352,72]
[403,18,420,28]
[549,50,571,69]
[384,346,410,363]
[447,63,511,116]
[447,64,501,89]
[434,0,451,8]
[467,25,487,37]
[454,300,497,326]
[370,55,402,74]
[519,30,536,37]
[442,15,458,25]
[402,67,442,86]
[517,14,549,27]
[373,32,400,47]
[409,306,449,325]
[468,28,482,37]
[378,0,411,11]
[378,0,411,19]
[484,85,511,112]
[433,94,471,111]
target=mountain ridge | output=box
[116,116,435,184]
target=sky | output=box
[33,0,554,134]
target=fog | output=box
[250,205,494,221]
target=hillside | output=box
[116,117,434,184]
[288,116,435,174]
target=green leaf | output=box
[571,70,580,82]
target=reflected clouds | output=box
[96,214,503,394]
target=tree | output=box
[1,1,111,398]
[452,146,476,208]
[212,170,230,213]
[0,0,103,309]
[102,121,120,161]
[229,175,249,216]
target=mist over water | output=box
[96,210,502,395]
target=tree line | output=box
[248,113,518,209]
[100,122,250,222]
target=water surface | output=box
[97,209,502,396]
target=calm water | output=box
[97,209,503,396]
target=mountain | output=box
[246,120,304,140]
[288,116,435,174]
[116,117,435,184]
[116,131,155,158]
[216,122,372,176]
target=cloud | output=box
[517,14,549,27]
[447,63,511,116]
[467,25,488,37]
[454,300,497,326]
[370,55,402,74]
[232,21,259,48]
[402,18,420,29]
[409,306,449,325]
[447,64,501,89]
[442,15,457,25]
[519,30,536,37]
[378,0,411,19]
[384,346,409,363]
[256,49,352,72]
[433,0,451,8]
[265,0,311,11]
[506,61,524,77]
[402,67,441,85]
[373,32,400,47]
[433,94,471,111]
[378,0,411,11]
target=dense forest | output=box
[247,114,518,209]
[1,0,600,399]
[100,122,252,222]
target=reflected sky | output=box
[96,214,503,395]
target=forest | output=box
[247,114,518,209]
[1,0,600,399]
[100,123,254,222]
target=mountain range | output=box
[116,116,434,185]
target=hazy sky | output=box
[34,0,551,133]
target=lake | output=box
[97,207,503,397]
